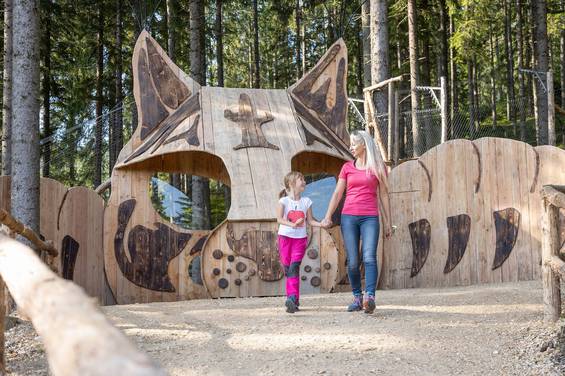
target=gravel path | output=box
[4,280,565,375]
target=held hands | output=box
[290,217,305,228]
[320,217,333,229]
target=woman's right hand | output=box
[321,217,333,228]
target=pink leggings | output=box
[277,235,307,300]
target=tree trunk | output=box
[41,0,51,178]
[215,0,224,87]
[2,0,13,176]
[531,0,549,144]
[468,59,475,139]
[489,24,497,129]
[370,0,389,114]
[253,0,260,88]
[356,13,363,95]
[516,0,527,141]
[438,0,450,138]
[504,0,516,134]
[407,0,421,156]
[94,5,104,188]
[167,0,176,58]
[190,0,211,230]
[295,0,302,80]
[422,21,433,149]
[112,0,123,169]
[450,16,459,138]
[559,0,565,109]
[11,0,40,240]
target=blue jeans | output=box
[340,214,379,297]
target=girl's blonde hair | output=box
[350,130,389,192]
[279,171,304,198]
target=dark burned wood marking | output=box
[163,114,201,147]
[310,276,321,287]
[304,265,312,273]
[291,43,349,143]
[213,268,221,276]
[301,275,307,281]
[189,234,208,255]
[138,50,169,140]
[212,249,223,259]
[234,279,242,286]
[295,116,333,149]
[323,262,331,270]
[218,278,229,289]
[444,214,471,274]
[145,37,190,109]
[61,235,79,280]
[236,262,247,273]
[226,223,283,281]
[417,160,433,202]
[294,58,348,143]
[114,199,192,292]
[291,96,351,157]
[471,142,482,193]
[409,219,431,277]
[125,93,200,163]
[56,189,70,231]
[307,248,318,259]
[224,93,279,150]
[530,148,539,193]
[227,255,235,262]
[492,208,521,270]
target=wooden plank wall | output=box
[0,177,111,304]
[380,138,565,289]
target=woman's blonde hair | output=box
[350,130,389,192]
[279,171,305,198]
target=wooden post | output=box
[388,82,395,162]
[394,89,400,165]
[547,70,556,146]
[541,187,562,322]
[364,90,389,161]
[0,234,166,376]
[440,76,448,143]
[0,277,4,374]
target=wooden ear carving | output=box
[132,30,200,142]
[289,38,349,150]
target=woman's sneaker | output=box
[347,295,363,312]
[285,295,298,313]
[363,295,376,314]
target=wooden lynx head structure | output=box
[103,31,351,303]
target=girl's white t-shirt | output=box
[278,196,312,239]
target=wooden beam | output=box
[0,233,166,376]
[541,185,565,209]
[363,75,404,93]
[95,178,111,195]
[364,90,389,162]
[0,209,57,257]
[0,277,4,374]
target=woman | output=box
[321,130,392,314]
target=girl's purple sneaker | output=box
[347,295,363,312]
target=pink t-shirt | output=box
[338,161,379,216]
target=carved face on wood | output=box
[103,31,349,303]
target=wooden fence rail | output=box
[541,185,565,322]
[0,233,166,376]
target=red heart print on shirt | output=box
[287,210,305,227]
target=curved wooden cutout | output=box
[114,199,192,292]
[61,235,79,280]
[145,37,190,109]
[492,208,521,270]
[444,214,471,274]
[224,93,279,150]
[409,219,431,277]
[226,223,283,281]
[138,50,169,140]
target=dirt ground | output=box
[4,280,565,376]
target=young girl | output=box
[276,171,322,313]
